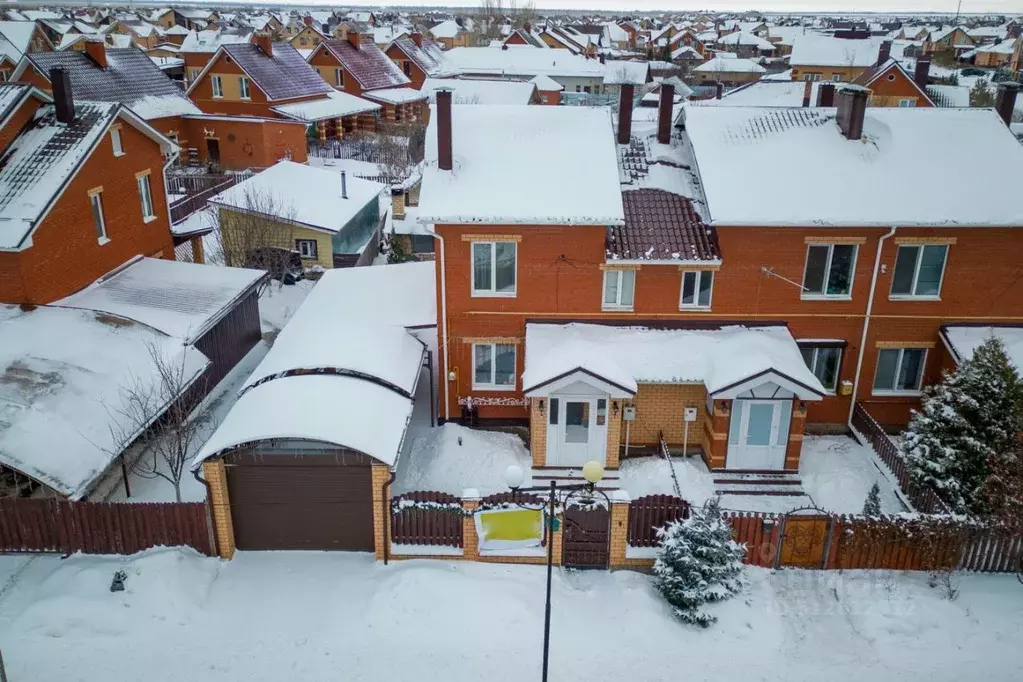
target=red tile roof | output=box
[608,189,720,262]
[221,41,331,101]
[318,38,410,91]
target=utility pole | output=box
[954,0,963,24]
[0,647,8,682]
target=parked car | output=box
[245,247,304,285]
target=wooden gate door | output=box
[562,505,610,569]
[779,516,831,568]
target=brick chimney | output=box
[914,57,931,89]
[657,84,675,144]
[254,32,273,57]
[876,40,892,67]
[715,82,723,99]
[617,83,634,144]
[50,67,75,124]
[349,31,361,49]
[304,16,312,26]
[436,89,453,171]
[817,81,835,107]
[995,82,1019,127]
[84,38,107,69]
[836,86,869,140]
[411,31,423,48]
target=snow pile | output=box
[799,436,905,514]
[618,455,716,504]
[126,93,202,120]
[394,423,532,496]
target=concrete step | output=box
[716,488,807,497]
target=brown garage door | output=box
[225,453,375,551]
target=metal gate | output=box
[562,504,610,569]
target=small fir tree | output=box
[653,497,746,627]
[902,336,1023,514]
[862,482,882,516]
[385,231,416,264]
[970,79,995,107]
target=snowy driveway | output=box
[1,550,1021,682]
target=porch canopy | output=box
[271,90,381,123]
[522,322,826,400]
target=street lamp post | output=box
[502,461,608,682]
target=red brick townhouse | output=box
[385,33,453,89]
[415,82,1023,478]
[306,33,427,123]
[0,78,176,304]
[13,40,307,170]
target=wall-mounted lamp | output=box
[612,401,620,417]
[447,369,457,382]
[538,399,546,416]
[799,400,806,412]
[720,401,730,414]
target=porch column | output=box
[461,492,480,561]
[529,398,547,468]
[317,119,327,142]
[371,464,392,561]
[202,460,235,559]
[190,235,205,264]
[707,400,731,470]
[605,405,623,469]
[785,401,807,471]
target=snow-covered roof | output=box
[209,160,386,234]
[308,261,436,329]
[692,80,819,107]
[927,84,971,108]
[530,73,564,91]
[421,77,537,105]
[0,20,37,56]
[522,322,825,399]
[693,56,766,74]
[671,45,702,60]
[789,35,882,67]
[603,60,650,85]
[942,325,1023,370]
[362,86,429,105]
[717,31,776,51]
[429,19,462,39]
[0,305,209,498]
[685,106,1023,227]
[419,105,624,226]
[57,257,264,345]
[443,47,606,79]
[977,40,1016,54]
[270,89,380,122]
[179,28,253,53]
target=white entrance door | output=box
[726,399,790,470]
[548,396,608,467]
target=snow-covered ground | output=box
[395,423,532,497]
[799,435,906,515]
[258,279,316,335]
[0,548,1021,682]
[618,454,715,502]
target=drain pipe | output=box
[847,226,897,433]
[381,469,396,565]
[429,227,451,423]
[191,465,219,557]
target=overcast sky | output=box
[272,1,1022,13]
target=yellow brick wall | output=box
[202,460,235,560]
[530,398,547,467]
[391,193,405,218]
[218,208,334,269]
[371,464,392,561]
[624,384,708,451]
[605,407,622,469]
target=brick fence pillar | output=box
[371,465,393,561]
[202,460,235,560]
[462,490,480,561]
[190,235,205,264]
[609,494,631,569]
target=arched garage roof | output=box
[191,374,415,469]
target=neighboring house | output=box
[923,26,976,55]
[530,73,564,104]
[692,56,766,83]
[306,34,410,98]
[789,34,883,82]
[429,19,469,49]
[0,21,53,80]
[421,77,540,105]
[974,38,1017,68]
[851,58,935,107]
[385,33,451,89]
[715,30,776,58]
[209,160,387,269]
[179,28,253,86]
[15,42,307,171]
[442,47,607,93]
[668,29,709,58]
[289,24,326,51]
[107,20,161,50]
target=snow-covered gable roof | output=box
[942,325,1023,370]
[789,34,882,67]
[314,38,410,91]
[693,56,766,74]
[363,87,428,105]
[429,19,462,39]
[443,46,606,79]
[977,40,1016,54]
[57,257,264,345]
[421,77,536,105]
[603,60,650,85]
[209,160,385,233]
[270,89,380,122]
[418,105,624,226]
[178,28,253,53]
[530,73,564,91]
[717,31,776,50]
[0,21,38,56]
[389,35,453,78]
[522,322,825,399]
[685,106,1023,227]
[692,80,819,107]
[0,305,209,498]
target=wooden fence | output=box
[0,498,215,556]
[390,491,463,547]
[852,402,948,514]
[628,494,690,547]
[169,177,236,225]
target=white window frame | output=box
[239,76,251,99]
[801,243,858,299]
[335,68,345,87]
[137,174,155,221]
[470,241,517,298]
[898,98,917,107]
[211,75,223,98]
[91,191,108,244]
[800,345,842,394]
[110,127,124,156]
[679,270,714,310]
[872,347,928,396]
[602,269,635,310]
[831,74,842,82]
[471,343,516,391]
[889,244,948,300]
[296,239,318,259]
